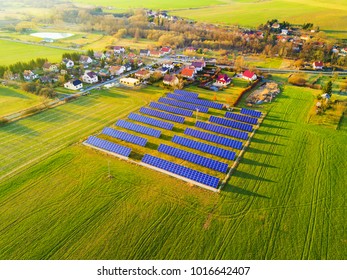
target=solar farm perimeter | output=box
[0,84,346,259]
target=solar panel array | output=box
[174,89,199,99]
[116,119,161,138]
[150,102,193,117]
[172,135,236,160]
[158,97,209,113]
[142,154,220,188]
[167,93,224,110]
[140,107,185,123]
[209,115,253,132]
[195,121,249,140]
[185,127,243,150]
[128,113,174,130]
[241,108,262,118]
[225,111,258,125]
[102,127,147,147]
[85,136,131,157]
[158,144,228,173]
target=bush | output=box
[288,74,307,86]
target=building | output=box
[242,70,257,81]
[313,61,324,70]
[43,62,58,72]
[162,62,175,70]
[79,55,93,66]
[120,78,140,87]
[149,50,162,58]
[140,49,150,56]
[82,71,98,84]
[163,74,179,86]
[135,69,150,80]
[64,79,83,90]
[181,68,195,79]
[186,47,196,52]
[109,65,125,76]
[124,63,132,72]
[191,61,205,72]
[161,47,171,55]
[214,74,232,86]
[23,70,38,81]
[113,46,125,54]
[62,58,74,68]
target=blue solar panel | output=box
[150,102,193,117]
[225,111,258,125]
[241,108,262,118]
[158,144,228,173]
[102,127,147,147]
[141,154,220,188]
[128,113,174,130]
[85,136,131,157]
[209,115,253,132]
[167,93,224,110]
[195,121,249,140]
[116,119,161,138]
[140,107,185,123]
[158,97,209,113]
[172,135,236,160]
[184,128,243,150]
[174,89,199,99]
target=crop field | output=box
[0,79,346,259]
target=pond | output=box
[30,32,74,40]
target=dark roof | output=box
[191,61,204,68]
[163,74,177,82]
[72,79,82,86]
[86,71,97,78]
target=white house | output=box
[242,70,257,81]
[62,58,74,68]
[113,46,125,54]
[313,61,324,70]
[162,62,175,70]
[120,78,140,87]
[82,71,98,84]
[79,55,93,65]
[23,70,38,81]
[109,65,125,76]
[64,79,83,90]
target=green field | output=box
[0,80,346,259]
[0,39,70,66]
[0,86,45,117]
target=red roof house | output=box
[313,61,324,70]
[242,70,257,81]
[181,68,195,79]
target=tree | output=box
[134,28,140,42]
[339,81,347,92]
[3,70,13,81]
[322,80,332,96]
[288,73,307,86]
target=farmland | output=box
[0,80,346,259]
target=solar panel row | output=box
[158,97,209,113]
[141,154,220,188]
[167,93,224,110]
[116,119,161,138]
[195,121,248,140]
[241,108,262,118]
[225,111,258,125]
[140,107,185,123]
[158,144,228,173]
[174,89,199,99]
[150,102,193,117]
[209,115,253,132]
[172,135,236,160]
[85,136,131,157]
[184,127,243,150]
[102,127,147,147]
[128,113,174,130]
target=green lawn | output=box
[0,85,45,117]
[0,81,346,259]
[0,39,70,66]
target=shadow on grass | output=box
[184,120,196,126]
[1,122,39,136]
[146,142,159,150]
[224,184,270,199]
[256,130,288,137]
[172,127,185,134]
[241,158,278,168]
[129,151,144,161]
[160,134,172,141]
[232,170,277,183]
[265,116,293,123]
[247,147,282,156]
[261,123,286,129]
[250,137,284,146]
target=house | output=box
[113,46,125,54]
[135,69,150,80]
[79,55,93,65]
[181,68,195,79]
[124,63,132,72]
[271,22,280,29]
[98,69,110,78]
[128,53,137,59]
[43,62,58,72]
[160,47,171,55]
[191,60,205,72]
[23,70,38,81]
[163,74,179,86]
[242,70,257,81]
[40,75,58,83]
[160,67,169,75]
[149,50,162,57]
[214,74,232,86]
[82,71,98,84]
[281,29,289,35]
[137,60,144,67]
[120,77,140,87]
[313,61,324,70]
[139,49,150,56]
[64,79,83,90]
[162,61,174,70]
[60,69,68,75]
[62,58,74,68]
[94,51,106,60]
[109,65,125,76]
[186,47,196,52]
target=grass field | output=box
[0,39,70,66]
[0,79,346,259]
[0,86,46,117]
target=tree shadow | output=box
[261,123,286,129]
[1,122,39,136]
[146,142,159,150]
[250,137,284,146]
[160,134,172,141]
[241,157,278,168]
[224,185,270,199]
[0,87,31,99]
[232,170,277,183]
[172,127,185,134]
[256,130,288,137]
[247,147,282,156]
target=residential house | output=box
[313,61,324,70]
[242,70,257,81]
[135,69,150,80]
[98,69,110,78]
[62,58,74,68]
[94,51,106,60]
[43,62,58,72]
[64,79,83,90]
[139,49,150,56]
[281,29,289,35]
[161,47,171,55]
[191,61,205,72]
[160,67,169,75]
[271,22,280,29]
[128,53,137,59]
[163,74,179,86]
[82,71,98,84]
[79,55,93,66]
[137,60,144,67]
[109,65,125,76]
[23,70,38,81]
[113,46,125,54]
[186,47,196,53]
[60,69,68,75]
[149,50,162,58]
[120,77,140,87]
[124,63,132,72]
[340,48,347,56]
[40,75,58,83]
[181,68,195,79]
[214,74,232,86]
[162,61,174,70]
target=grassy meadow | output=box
[0,77,346,259]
